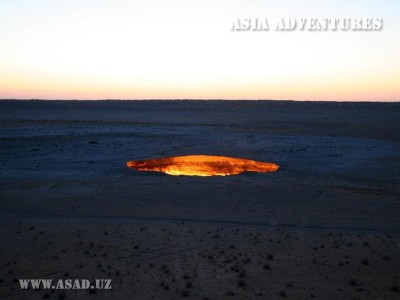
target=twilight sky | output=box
[0,0,399,101]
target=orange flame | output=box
[127,155,279,176]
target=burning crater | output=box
[126,155,279,177]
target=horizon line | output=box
[0,99,399,103]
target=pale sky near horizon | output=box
[0,0,399,101]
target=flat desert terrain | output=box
[0,100,399,299]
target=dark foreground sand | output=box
[0,100,399,299]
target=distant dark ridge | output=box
[1,99,399,113]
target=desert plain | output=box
[0,100,399,299]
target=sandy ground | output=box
[0,100,399,299]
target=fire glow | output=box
[126,155,279,177]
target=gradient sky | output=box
[0,0,399,101]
